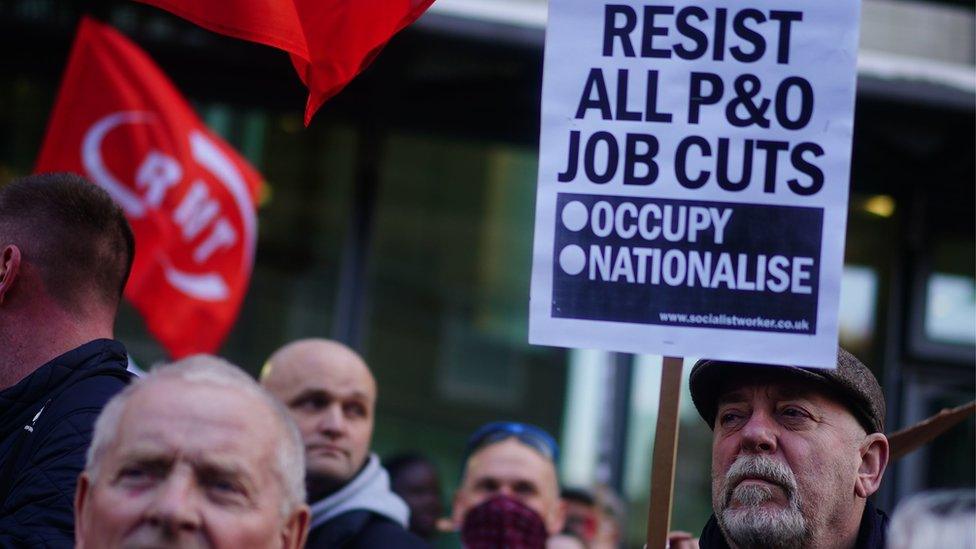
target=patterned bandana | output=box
[461,495,549,549]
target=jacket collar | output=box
[309,453,409,530]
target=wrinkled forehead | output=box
[115,380,280,459]
[108,436,257,477]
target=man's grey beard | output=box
[715,455,807,549]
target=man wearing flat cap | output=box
[688,348,890,549]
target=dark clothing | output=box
[699,499,889,549]
[306,510,429,548]
[306,454,426,548]
[852,501,889,549]
[0,339,131,548]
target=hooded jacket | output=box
[0,339,131,548]
[306,454,428,548]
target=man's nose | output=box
[317,403,347,435]
[739,411,778,454]
[495,485,516,500]
[145,469,202,532]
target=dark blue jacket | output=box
[0,339,131,548]
[306,510,429,548]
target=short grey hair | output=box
[888,490,975,549]
[85,354,306,515]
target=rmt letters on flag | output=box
[529,0,861,367]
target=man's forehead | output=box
[265,344,375,399]
[716,375,841,408]
[466,439,557,485]
[717,371,854,418]
[111,438,253,474]
[283,374,375,407]
[115,381,279,461]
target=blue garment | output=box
[0,339,131,548]
[699,499,889,548]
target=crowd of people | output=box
[0,172,969,548]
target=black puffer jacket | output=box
[0,339,131,548]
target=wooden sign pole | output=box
[645,356,684,548]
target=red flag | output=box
[136,0,435,125]
[35,17,262,358]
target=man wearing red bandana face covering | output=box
[461,496,550,548]
[452,422,568,549]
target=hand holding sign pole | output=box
[532,0,861,545]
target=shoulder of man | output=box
[307,510,429,549]
[37,364,131,427]
[0,341,131,547]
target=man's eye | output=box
[119,467,146,479]
[779,406,809,420]
[293,396,326,412]
[476,480,499,493]
[202,476,249,505]
[206,478,241,494]
[718,411,744,426]
[344,403,366,418]
[116,466,159,487]
[513,482,538,496]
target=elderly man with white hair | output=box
[73,355,310,549]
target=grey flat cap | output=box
[690,348,885,434]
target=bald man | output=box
[261,339,425,548]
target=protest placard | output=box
[530,0,862,369]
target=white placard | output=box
[529,0,861,368]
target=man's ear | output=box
[0,245,21,305]
[282,504,311,549]
[74,472,91,548]
[855,433,889,498]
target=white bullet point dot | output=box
[559,245,586,275]
[561,201,588,232]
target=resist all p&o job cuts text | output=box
[557,4,824,197]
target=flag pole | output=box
[646,356,684,548]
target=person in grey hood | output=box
[262,338,427,548]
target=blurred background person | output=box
[561,486,625,549]
[887,490,975,549]
[452,421,566,548]
[561,487,598,546]
[385,452,445,541]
